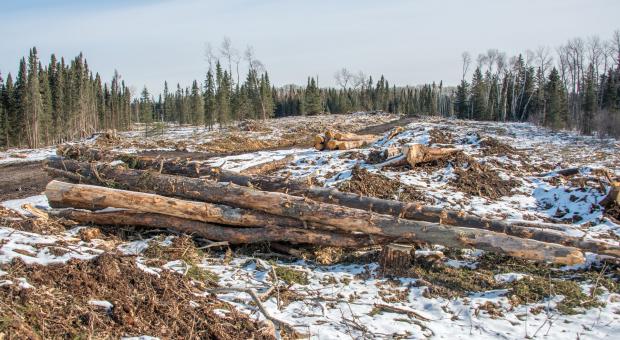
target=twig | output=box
[208,287,305,338]
[373,303,432,321]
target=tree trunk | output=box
[51,208,389,247]
[46,180,310,230]
[379,244,414,275]
[325,139,373,150]
[44,158,619,258]
[402,144,460,167]
[43,161,585,264]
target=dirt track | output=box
[0,161,49,201]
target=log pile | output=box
[41,154,620,265]
[314,129,378,151]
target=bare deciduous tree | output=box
[461,52,471,81]
[334,68,353,89]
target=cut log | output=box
[403,144,460,167]
[45,158,619,258]
[325,139,373,150]
[313,134,325,145]
[333,131,378,142]
[386,126,404,140]
[380,244,414,275]
[600,182,620,208]
[43,161,585,264]
[240,155,294,175]
[45,180,312,230]
[51,208,389,247]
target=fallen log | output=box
[51,208,389,247]
[403,144,460,167]
[327,130,378,142]
[45,180,313,230]
[45,158,619,258]
[325,139,374,150]
[43,161,585,264]
[240,155,294,175]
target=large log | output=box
[328,130,378,142]
[325,139,374,150]
[45,158,619,258]
[403,144,460,167]
[43,161,585,264]
[51,208,389,247]
[45,180,311,230]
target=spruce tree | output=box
[204,70,216,128]
[470,68,487,120]
[544,67,567,130]
[304,77,322,115]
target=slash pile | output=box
[42,144,620,266]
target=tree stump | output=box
[380,244,415,276]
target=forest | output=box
[1,32,619,149]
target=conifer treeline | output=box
[0,47,132,148]
[2,32,619,149]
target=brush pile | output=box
[42,143,620,266]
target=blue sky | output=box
[1,0,619,93]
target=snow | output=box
[1,194,49,216]
[204,256,620,339]
[0,115,619,339]
[0,147,56,165]
[89,300,114,310]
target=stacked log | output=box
[45,157,620,258]
[314,129,378,151]
[43,157,609,264]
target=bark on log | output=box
[403,144,460,167]
[240,155,294,175]
[332,131,378,142]
[325,139,373,150]
[45,180,311,230]
[43,160,585,264]
[380,244,414,275]
[51,208,389,247]
[45,158,619,258]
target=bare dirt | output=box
[0,161,49,201]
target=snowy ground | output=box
[1,114,619,339]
